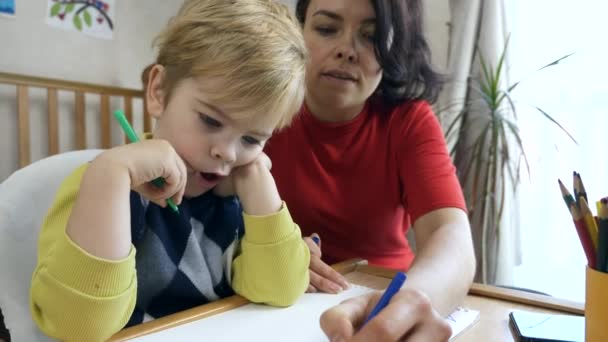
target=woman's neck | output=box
[305,97,365,123]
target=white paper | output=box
[131,286,479,341]
[447,307,480,340]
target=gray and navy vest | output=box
[126,191,244,326]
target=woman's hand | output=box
[320,288,452,342]
[303,234,350,294]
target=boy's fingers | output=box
[173,157,188,204]
[257,152,272,170]
[306,284,318,293]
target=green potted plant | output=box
[439,39,576,283]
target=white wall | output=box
[0,0,449,180]
[0,0,178,88]
[0,1,181,179]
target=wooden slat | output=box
[110,259,365,341]
[75,92,86,149]
[468,283,584,315]
[110,295,250,341]
[0,71,143,98]
[47,88,59,155]
[17,85,30,167]
[355,264,584,315]
[124,96,133,144]
[100,95,111,148]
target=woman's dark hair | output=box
[296,0,443,104]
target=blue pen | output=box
[363,272,407,325]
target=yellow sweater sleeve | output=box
[30,164,137,342]
[231,203,310,307]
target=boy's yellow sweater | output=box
[30,164,310,341]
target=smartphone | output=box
[509,310,584,342]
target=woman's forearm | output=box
[406,214,476,316]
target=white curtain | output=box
[438,0,521,285]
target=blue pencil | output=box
[363,272,407,325]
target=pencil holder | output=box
[585,266,608,341]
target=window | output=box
[509,0,608,302]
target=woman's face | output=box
[302,0,382,116]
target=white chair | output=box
[0,149,103,341]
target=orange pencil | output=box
[570,203,596,269]
[580,197,599,250]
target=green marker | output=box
[113,110,179,213]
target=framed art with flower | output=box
[45,0,115,40]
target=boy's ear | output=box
[146,64,166,119]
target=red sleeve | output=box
[393,101,467,224]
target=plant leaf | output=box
[83,10,92,27]
[503,119,530,176]
[73,14,83,31]
[507,81,521,94]
[478,49,492,91]
[460,122,491,182]
[498,123,517,186]
[494,35,510,92]
[470,84,495,108]
[534,107,578,145]
[65,3,75,13]
[50,3,61,17]
[538,53,575,71]
[497,91,518,121]
[445,110,466,140]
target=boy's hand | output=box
[214,153,272,197]
[231,152,282,215]
[101,139,187,207]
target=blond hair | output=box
[153,0,307,130]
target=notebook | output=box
[132,285,480,341]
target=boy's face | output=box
[147,66,276,198]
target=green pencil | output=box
[558,179,575,209]
[113,110,179,213]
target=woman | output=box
[265,0,476,340]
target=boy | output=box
[30,0,310,341]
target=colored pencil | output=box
[597,198,608,272]
[558,179,576,210]
[573,172,588,207]
[570,202,596,269]
[580,197,599,250]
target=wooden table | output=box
[110,259,584,341]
